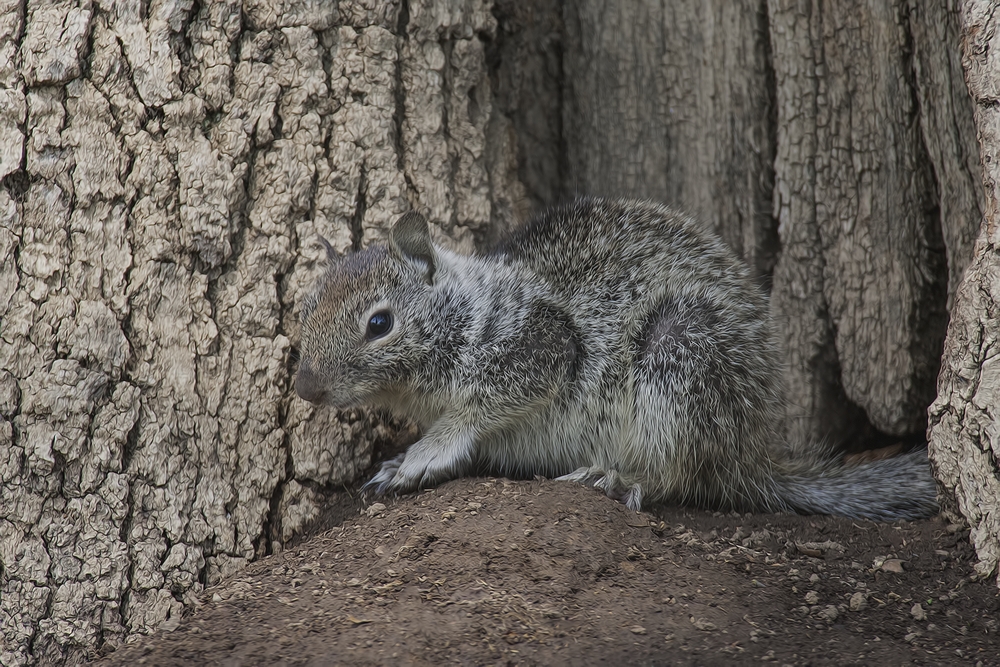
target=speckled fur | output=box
[296,198,937,521]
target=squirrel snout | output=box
[295,361,328,404]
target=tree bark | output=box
[767,0,966,448]
[562,0,779,279]
[0,1,522,664]
[927,0,1000,586]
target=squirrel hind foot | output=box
[557,466,644,512]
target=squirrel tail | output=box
[774,449,939,521]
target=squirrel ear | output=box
[389,211,436,283]
[317,235,338,261]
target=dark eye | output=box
[366,310,393,340]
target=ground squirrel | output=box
[295,197,937,521]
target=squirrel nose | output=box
[295,361,328,404]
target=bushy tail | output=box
[775,449,938,521]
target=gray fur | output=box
[296,197,938,521]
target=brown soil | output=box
[97,478,1000,666]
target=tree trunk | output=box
[0,2,522,664]
[766,0,980,448]
[562,0,778,279]
[0,0,985,664]
[927,0,1000,586]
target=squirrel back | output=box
[296,197,938,521]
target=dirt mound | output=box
[98,479,1000,666]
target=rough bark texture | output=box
[489,0,562,223]
[928,0,1000,587]
[0,1,523,664]
[770,0,950,444]
[908,0,986,310]
[562,1,779,280]
[0,0,986,664]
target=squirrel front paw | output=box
[362,453,408,495]
[362,441,468,496]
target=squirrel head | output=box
[296,212,437,408]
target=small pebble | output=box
[818,605,839,622]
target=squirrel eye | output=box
[365,310,393,340]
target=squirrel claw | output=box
[557,466,644,511]
[362,445,464,497]
[362,454,406,495]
